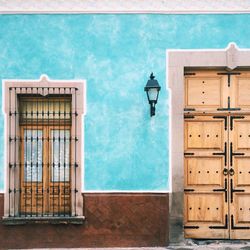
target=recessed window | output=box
[2,76,85,223]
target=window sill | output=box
[2,216,85,225]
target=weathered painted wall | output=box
[0,14,250,191]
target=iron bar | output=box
[24,89,28,217]
[58,89,61,216]
[36,88,39,217]
[52,88,55,216]
[8,87,11,217]
[31,87,34,216]
[14,88,17,217]
[74,88,77,216]
[46,88,50,216]
[42,87,45,217]
[63,88,66,216]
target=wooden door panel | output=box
[185,193,224,222]
[184,192,229,239]
[186,122,222,149]
[20,128,45,215]
[235,77,250,109]
[185,77,222,109]
[235,194,250,223]
[49,128,71,215]
[20,126,72,216]
[184,228,229,239]
[230,115,250,239]
[184,115,229,239]
[49,183,71,214]
[230,193,250,239]
[185,116,226,153]
[235,158,250,186]
[230,157,250,239]
[184,71,250,240]
[20,187,44,214]
[49,196,71,214]
[185,157,223,187]
[233,121,250,150]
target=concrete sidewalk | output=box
[168,240,250,249]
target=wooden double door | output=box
[184,70,250,239]
[20,126,71,216]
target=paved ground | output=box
[16,241,250,250]
[169,239,250,249]
[17,244,250,250]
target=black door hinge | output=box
[213,116,228,130]
[217,72,241,87]
[184,108,196,112]
[230,179,245,203]
[184,72,196,76]
[209,214,228,229]
[230,116,245,130]
[213,142,227,166]
[184,225,199,229]
[184,152,194,156]
[184,115,195,119]
[230,142,245,166]
[231,215,250,230]
[184,189,195,192]
[217,97,241,111]
[213,178,228,203]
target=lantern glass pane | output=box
[148,88,158,102]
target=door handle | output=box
[229,168,235,176]
[223,168,228,176]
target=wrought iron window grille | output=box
[4,86,83,222]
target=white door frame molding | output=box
[167,43,250,243]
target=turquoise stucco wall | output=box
[0,14,250,191]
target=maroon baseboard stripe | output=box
[0,192,169,249]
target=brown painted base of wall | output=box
[0,193,169,249]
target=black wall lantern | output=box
[144,73,161,117]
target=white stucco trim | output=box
[0,0,250,14]
[2,75,86,217]
[167,42,250,243]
